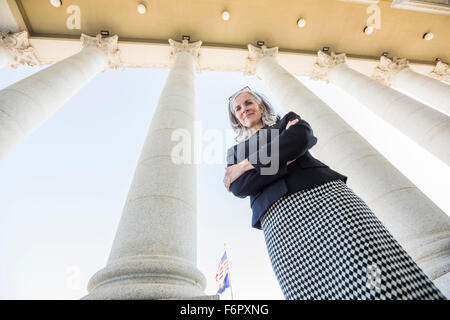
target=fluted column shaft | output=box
[247,45,450,295]
[313,52,449,166]
[84,39,206,300]
[0,33,120,160]
[392,68,450,116]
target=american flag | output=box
[215,251,231,294]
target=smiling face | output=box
[232,92,265,129]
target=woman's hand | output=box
[223,163,243,192]
[285,118,300,165]
[223,159,253,192]
[286,159,296,166]
[286,118,299,130]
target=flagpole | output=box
[224,242,234,300]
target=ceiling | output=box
[7,0,449,64]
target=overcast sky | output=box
[0,64,448,300]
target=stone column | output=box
[246,44,450,296]
[83,39,207,300]
[373,56,450,116]
[0,30,39,69]
[0,33,121,160]
[312,51,449,166]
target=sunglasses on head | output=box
[228,86,252,102]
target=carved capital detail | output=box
[0,30,40,68]
[372,56,410,86]
[310,50,347,83]
[429,61,450,84]
[168,39,202,72]
[80,33,122,71]
[245,44,278,76]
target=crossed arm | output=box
[225,158,290,198]
[224,112,318,198]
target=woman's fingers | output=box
[223,168,233,191]
[286,156,300,166]
[224,164,243,192]
[286,118,299,130]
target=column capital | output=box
[311,50,347,83]
[168,39,202,72]
[80,33,122,70]
[245,44,278,77]
[0,30,40,68]
[429,60,450,84]
[372,56,410,86]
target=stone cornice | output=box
[20,37,441,79]
[168,39,202,72]
[310,50,347,83]
[372,56,410,86]
[245,44,278,77]
[0,30,40,68]
[80,33,122,71]
[429,61,450,84]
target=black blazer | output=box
[226,111,348,230]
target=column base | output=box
[81,283,207,300]
[83,255,207,300]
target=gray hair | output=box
[228,90,280,143]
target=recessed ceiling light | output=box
[222,11,230,21]
[137,4,146,14]
[297,18,306,28]
[423,32,434,40]
[364,25,374,35]
[50,0,62,7]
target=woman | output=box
[223,86,445,300]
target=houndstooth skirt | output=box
[260,179,446,300]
